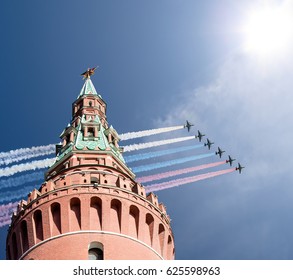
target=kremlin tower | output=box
[6,68,175,260]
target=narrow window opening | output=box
[12,232,18,260]
[51,203,62,235]
[146,214,154,245]
[70,198,81,231]
[88,242,104,260]
[91,177,99,186]
[20,220,29,253]
[88,127,95,137]
[34,210,44,243]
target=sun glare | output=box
[243,4,293,56]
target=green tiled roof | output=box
[77,78,103,99]
[56,113,125,163]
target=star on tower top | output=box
[81,66,99,79]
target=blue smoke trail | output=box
[132,152,215,173]
[0,184,40,203]
[0,170,45,191]
[124,144,204,163]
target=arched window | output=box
[51,202,61,235]
[34,210,44,243]
[145,213,154,245]
[12,232,18,260]
[88,242,104,260]
[110,199,121,233]
[7,245,11,260]
[158,224,165,255]
[90,197,102,230]
[129,205,139,238]
[70,198,81,231]
[20,220,29,253]
[167,235,174,259]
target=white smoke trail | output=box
[0,136,193,179]
[123,136,195,152]
[119,125,184,141]
[0,125,183,165]
[0,158,54,178]
[0,144,55,166]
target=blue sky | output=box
[1,0,293,260]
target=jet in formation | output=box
[195,130,205,142]
[204,138,214,150]
[184,120,194,132]
[182,122,244,174]
[236,163,245,174]
[226,155,236,166]
[215,147,225,158]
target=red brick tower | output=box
[6,69,175,260]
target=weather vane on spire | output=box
[81,66,99,79]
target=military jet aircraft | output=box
[204,138,214,150]
[184,120,194,132]
[215,147,225,158]
[236,163,245,174]
[226,155,236,166]
[195,130,205,142]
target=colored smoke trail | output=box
[0,201,18,215]
[0,201,18,227]
[0,184,40,203]
[119,125,184,141]
[0,214,10,222]
[0,127,189,165]
[124,144,204,163]
[0,144,55,166]
[0,218,11,227]
[0,170,44,191]
[145,168,235,192]
[0,158,55,178]
[137,161,227,183]
[123,136,195,152]
[132,152,215,173]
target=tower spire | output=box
[6,70,175,260]
[48,72,129,178]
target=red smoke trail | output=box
[0,201,18,214]
[0,213,10,222]
[137,161,226,183]
[0,201,17,228]
[0,217,11,227]
[145,168,235,192]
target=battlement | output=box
[7,177,174,260]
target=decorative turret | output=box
[6,69,175,260]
